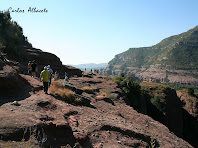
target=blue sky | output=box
[1,0,198,65]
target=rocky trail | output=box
[0,70,193,148]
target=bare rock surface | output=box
[19,74,43,91]
[0,72,193,147]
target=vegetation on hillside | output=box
[114,73,143,112]
[114,73,181,126]
[114,73,173,118]
[164,82,198,95]
[140,82,168,118]
[108,26,198,70]
[114,73,172,117]
[0,11,31,60]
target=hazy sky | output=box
[1,0,198,65]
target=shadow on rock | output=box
[49,93,96,109]
[100,125,160,148]
[0,75,32,106]
[183,108,198,148]
[0,124,78,148]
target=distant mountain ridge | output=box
[105,26,198,86]
[71,63,108,70]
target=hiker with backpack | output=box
[27,61,31,75]
[47,65,53,87]
[40,66,50,94]
[31,60,38,77]
[64,72,69,82]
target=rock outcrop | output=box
[19,47,82,78]
[0,59,30,99]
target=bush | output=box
[151,95,166,115]
[114,73,142,112]
[187,87,194,96]
[106,91,117,100]
[0,11,32,61]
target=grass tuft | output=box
[82,86,94,94]
[100,92,106,97]
[50,80,75,101]
[50,81,90,106]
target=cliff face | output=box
[177,90,198,147]
[105,26,198,86]
[139,82,198,147]
[140,82,183,137]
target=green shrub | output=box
[105,90,117,100]
[151,95,166,115]
[0,11,32,61]
[114,73,142,112]
[140,82,168,120]
[187,87,194,96]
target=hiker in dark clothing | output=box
[64,72,69,82]
[0,52,9,63]
[27,61,31,75]
[31,60,38,77]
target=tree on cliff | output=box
[114,73,142,112]
[0,11,31,60]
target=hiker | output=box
[64,72,69,82]
[47,65,53,87]
[0,52,7,63]
[54,71,59,80]
[27,61,31,75]
[40,66,50,94]
[31,60,38,77]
